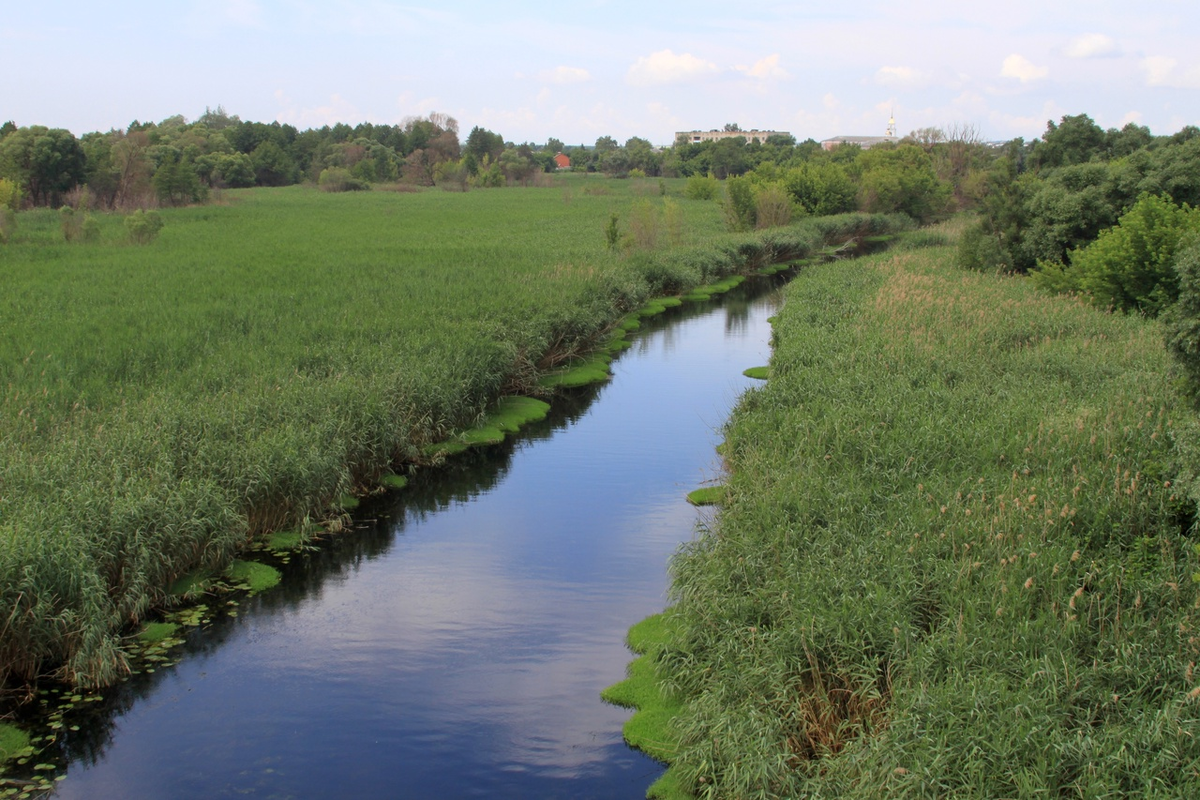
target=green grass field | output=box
[646,232,1200,797]
[0,176,907,689]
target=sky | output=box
[4,1,1199,146]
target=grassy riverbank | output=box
[0,176,908,691]
[641,234,1200,796]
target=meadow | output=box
[0,175,906,690]
[635,231,1200,797]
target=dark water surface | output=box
[50,278,786,799]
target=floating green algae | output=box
[539,353,613,389]
[686,486,727,506]
[380,473,408,490]
[0,722,31,765]
[137,622,180,645]
[742,366,770,380]
[601,613,687,799]
[225,561,282,594]
[425,396,552,455]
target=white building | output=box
[676,129,790,145]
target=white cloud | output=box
[274,91,367,128]
[735,54,788,80]
[539,66,591,85]
[1064,33,1118,59]
[626,50,720,86]
[1142,56,1200,89]
[222,0,263,27]
[1000,54,1048,83]
[1119,110,1144,127]
[874,65,928,88]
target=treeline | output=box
[0,108,579,210]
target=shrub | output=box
[125,209,164,244]
[1165,239,1200,400]
[722,175,757,231]
[624,200,659,251]
[317,168,369,193]
[684,173,719,201]
[1032,194,1200,315]
[754,184,793,230]
[957,220,1011,272]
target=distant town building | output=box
[676,129,790,145]
[821,112,899,151]
[553,152,571,170]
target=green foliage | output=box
[317,167,369,192]
[60,204,100,243]
[1165,240,1200,401]
[754,183,793,230]
[1032,194,1200,315]
[683,173,719,201]
[722,175,757,231]
[1031,113,1107,170]
[0,125,87,206]
[781,162,856,216]
[605,211,620,250]
[624,200,660,250]
[0,176,20,210]
[212,152,255,188]
[124,208,164,244]
[855,144,951,222]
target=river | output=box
[46,274,787,799]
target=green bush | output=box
[1032,194,1200,315]
[125,209,164,244]
[723,175,757,231]
[684,172,719,201]
[317,167,369,193]
[1165,239,1200,400]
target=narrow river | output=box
[49,276,787,799]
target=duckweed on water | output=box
[0,723,30,765]
[685,487,726,506]
[742,366,769,380]
[380,474,409,490]
[601,613,686,800]
[224,561,281,594]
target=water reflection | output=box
[45,276,788,799]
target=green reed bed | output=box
[654,243,1200,797]
[0,176,907,690]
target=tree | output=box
[1030,114,1106,171]
[465,126,505,164]
[854,144,950,222]
[250,140,297,186]
[0,126,86,206]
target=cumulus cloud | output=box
[1142,56,1200,89]
[735,54,788,80]
[539,66,591,85]
[627,49,720,86]
[874,65,928,88]
[274,92,365,128]
[1064,33,1118,59]
[1000,54,1048,83]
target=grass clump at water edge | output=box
[602,613,688,800]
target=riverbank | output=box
[0,179,908,695]
[634,232,1200,796]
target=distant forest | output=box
[1,107,1198,253]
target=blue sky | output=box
[4,1,1198,145]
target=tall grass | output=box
[0,178,909,689]
[656,235,1200,796]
